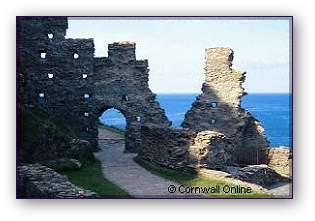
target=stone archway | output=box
[99,108,127,130]
[89,42,171,152]
[97,107,128,155]
[96,104,140,153]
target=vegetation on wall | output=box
[18,107,74,163]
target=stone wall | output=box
[140,123,235,170]
[92,42,170,152]
[18,164,96,198]
[18,17,170,155]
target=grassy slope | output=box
[61,160,130,198]
[98,122,125,136]
[134,156,272,198]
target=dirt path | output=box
[94,128,204,198]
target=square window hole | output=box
[47,33,54,39]
[40,52,46,59]
[82,74,88,79]
[84,94,90,99]
[84,112,89,117]
[39,93,45,98]
[48,73,54,78]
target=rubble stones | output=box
[226,165,290,188]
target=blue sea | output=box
[99,93,292,148]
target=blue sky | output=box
[67,17,291,93]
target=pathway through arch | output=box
[94,127,205,198]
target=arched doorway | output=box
[96,105,141,153]
[97,108,127,153]
[99,108,126,132]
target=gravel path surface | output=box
[94,128,204,198]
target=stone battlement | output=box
[18,17,170,153]
[108,41,136,63]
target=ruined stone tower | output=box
[182,48,269,164]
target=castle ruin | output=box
[18,17,270,171]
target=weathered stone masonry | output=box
[18,17,170,154]
[18,17,270,171]
[182,48,270,164]
[18,164,97,198]
[140,48,270,169]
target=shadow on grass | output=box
[134,156,272,198]
[60,159,131,198]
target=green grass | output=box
[134,156,272,198]
[61,159,131,198]
[98,122,125,136]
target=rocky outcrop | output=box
[182,48,269,165]
[18,164,97,198]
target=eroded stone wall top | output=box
[203,47,245,108]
